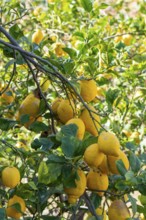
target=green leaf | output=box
[129,152,141,173]
[38,162,62,184]
[41,216,61,220]
[29,121,48,133]
[61,136,81,157]
[31,138,53,150]
[9,24,24,40]
[63,48,77,59]
[106,88,119,105]
[5,59,16,72]
[80,0,93,12]
[116,159,127,176]
[61,124,78,137]
[0,118,17,131]
[90,193,102,209]
[0,208,6,220]
[20,114,30,124]
[125,171,135,181]
[62,166,77,188]
[47,154,66,163]
[128,194,137,215]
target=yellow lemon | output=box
[108,199,130,220]
[32,30,44,44]
[1,88,15,104]
[54,42,66,57]
[6,195,26,219]
[98,154,109,175]
[64,169,87,204]
[122,34,132,46]
[66,118,85,140]
[2,167,20,188]
[18,93,40,119]
[80,79,97,102]
[87,170,109,196]
[84,143,105,168]
[98,131,120,157]
[80,105,100,136]
[51,97,63,114]
[57,99,75,123]
[107,150,129,174]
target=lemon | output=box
[108,199,130,220]
[122,34,132,46]
[66,118,85,140]
[98,131,120,157]
[84,143,105,168]
[1,88,15,104]
[98,154,109,175]
[18,93,40,119]
[2,167,20,188]
[107,150,129,174]
[6,195,26,219]
[51,97,63,114]
[80,79,97,102]
[54,42,66,57]
[57,99,75,123]
[64,169,87,204]
[80,105,100,136]
[87,170,109,196]
[32,30,44,44]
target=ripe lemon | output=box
[87,170,109,196]
[80,79,97,102]
[2,167,20,188]
[54,42,66,57]
[51,97,63,114]
[108,199,130,220]
[64,169,87,204]
[122,34,132,46]
[32,29,44,44]
[80,105,100,136]
[98,131,120,157]
[57,99,75,123]
[1,88,15,104]
[84,143,105,168]
[98,154,109,175]
[18,93,40,119]
[107,150,129,174]
[6,195,26,219]
[66,118,85,140]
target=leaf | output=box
[61,136,81,157]
[5,59,16,72]
[31,138,53,150]
[129,152,141,173]
[61,124,78,137]
[63,48,77,59]
[0,118,17,131]
[116,159,127,176]
[128,194,137,215]
[106,88,119,105]
[62,166,77,188]
[0,208,6,220]
[63,59,75,74]
[47,154,66,163]
[20,114,30,124]
[125,171,135,181]
[29,121,48,133]
[9,24,24,40]
[38,162,62,184]
[41,216,61,220]
[80,0,93,12]
[90,193,102,209]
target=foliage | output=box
[0,0,146,219]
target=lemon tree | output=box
[0,0,146,220]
